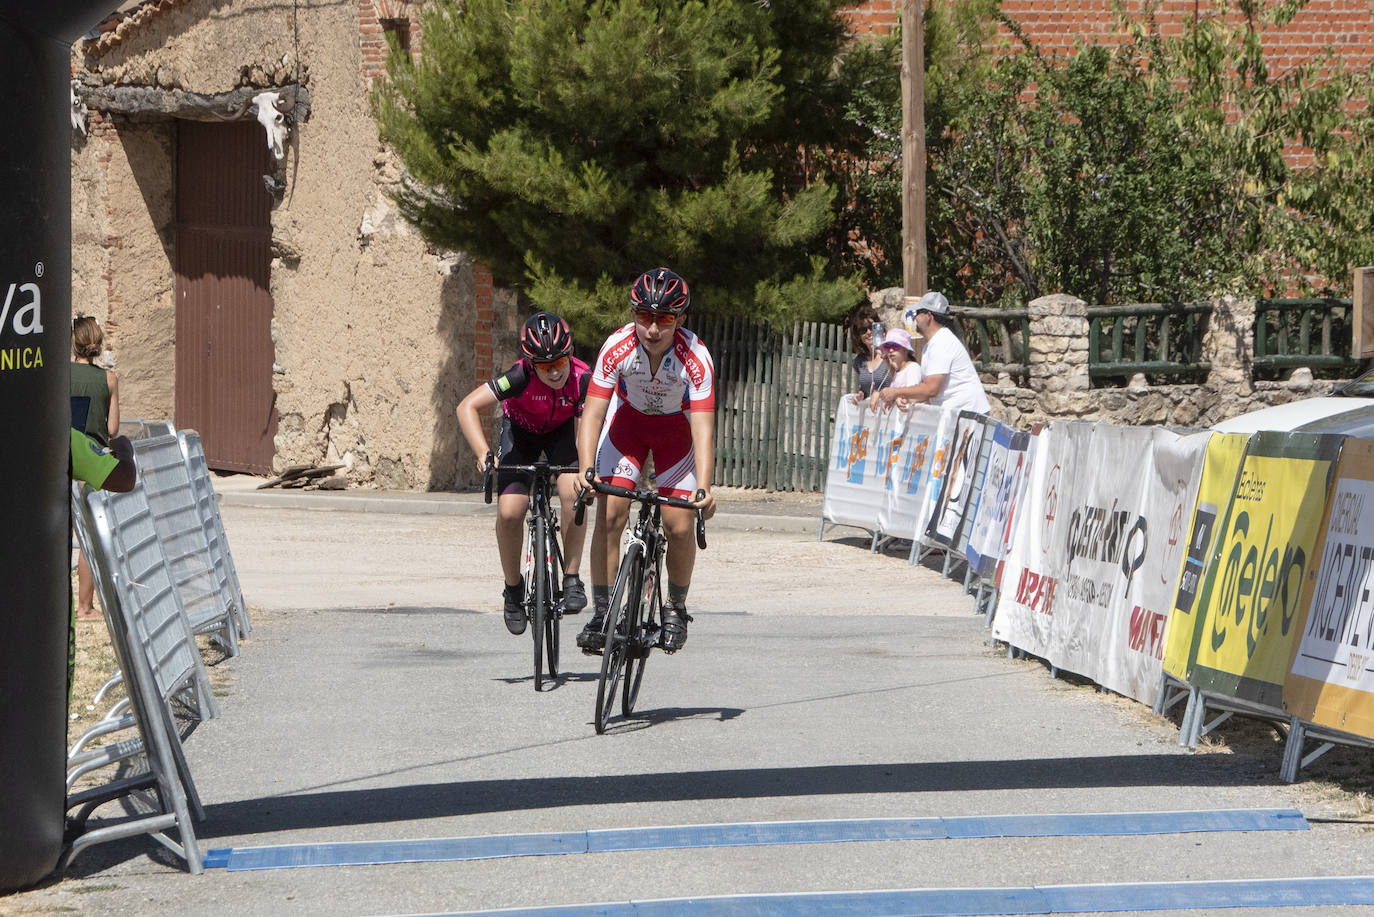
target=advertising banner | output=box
[875,403,948,540]
[994,426,1041,589]
[1184,431,1343,710]
[822,396,887,531]
[964,422,1030,581]
[1284,438,1374,740]
[991,421,1090,660]
[926,412,989,548]
[1095,428,1210,702]
[1161,432,1251,682]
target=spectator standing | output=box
[71,316,120,620]
[844,303,892,402]
[874,292,990,414]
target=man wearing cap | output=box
[874,291,990,415]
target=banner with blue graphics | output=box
[1285,438,1374,740]
[877,403,955,541]
[822,396,889,531]
[964,423,1033,581]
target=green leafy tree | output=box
[372,0,865,339]
[933,0,1374,304]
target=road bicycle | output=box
[484,454,580,691]
[575,473,706,734]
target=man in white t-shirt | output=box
[873,292,991,414]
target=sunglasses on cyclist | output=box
[533,356,569,371]
[633,308,678,328]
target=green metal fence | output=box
[691,317,852,491]
[1088,302,1214,381]
[959,307,1031,382]
[1254,297,1362,377]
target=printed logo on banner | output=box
[845,424,869,484]
[877,427,903,491]
[0,265,46,372]
[1163,487,1187,585]
[1208,498,1307,657]
[1174,502,1218,616]
[1041,463,1062,555]
[1014,567,1058,616]
[1129,605,1168,659]
[904,435,930,494]
[1062,503,1148,608]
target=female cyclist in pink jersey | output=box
[457,312,592,635]
[575,268,717,654]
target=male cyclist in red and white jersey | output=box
[457,312,592,635]
[575,268,716,654]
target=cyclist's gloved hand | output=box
[692,487,716,521]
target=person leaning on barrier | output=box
[873,292,990,415]
[72,316,121,620]
[869,328,923,413]
[844,303,892,402]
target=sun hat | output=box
[879,328,916,357]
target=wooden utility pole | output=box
[901,0,927,296]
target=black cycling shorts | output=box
[496,417,578,495]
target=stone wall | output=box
[871,290,1344,430]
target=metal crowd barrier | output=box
[62,425,247,874]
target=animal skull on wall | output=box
[252,90,289,160]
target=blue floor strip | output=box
[409,876,1374,916]
[203,808,1305,872]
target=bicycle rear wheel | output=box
[532,515,548,691]
[595,542,642,733]
[622,557,656,717]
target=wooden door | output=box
[174,119,277,473]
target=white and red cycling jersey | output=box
[589,324,715,498]
[587,324,715,415]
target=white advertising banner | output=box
[876,403,951,540]
[991,421,1086,659]
[1095,428,1210,702]
[821,396,888,531]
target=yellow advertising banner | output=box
[1186,432,1342,709]
[1284,438,1374,739]
[1161,433,1249,681]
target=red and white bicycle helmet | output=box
[520,312,573,362]
[630,267,690,315]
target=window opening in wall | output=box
[382,18,411,60]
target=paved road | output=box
[8,486,1374,916]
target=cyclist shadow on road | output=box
[599,705,745,734]
[493,671,600,687]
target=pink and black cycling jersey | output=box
[588,324,714,415]
[485,356,592,434]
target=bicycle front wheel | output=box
[595,542,642,733]
[532,515,548,691]
[544,520,563,683]
[622,555,657,717]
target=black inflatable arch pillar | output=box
[0,5,122,891]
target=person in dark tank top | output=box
[71,316,121,620]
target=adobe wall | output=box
[72,0,520,490]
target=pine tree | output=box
[373,0,865,338]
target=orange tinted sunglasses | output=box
[533,356,569,371]
[633,308,678,328]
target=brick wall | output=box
[839,0,1374,72]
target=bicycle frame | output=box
[484,456,579,691]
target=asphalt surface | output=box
[7,480,1374,916]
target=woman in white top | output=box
[874,292,990,415]
[869,328,924,411]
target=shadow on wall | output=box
[427,258,473,491]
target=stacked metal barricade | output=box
[64,426,248,874]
